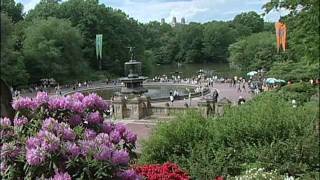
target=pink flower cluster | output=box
[12,97,37,110]
[49,171,72,180]
[2,92,139,179]
[23,119,137,176]
[0,117,11,127]
[12,92,109,113]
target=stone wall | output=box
[151,106,198,116]
[113,96,232,120]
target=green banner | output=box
[96,34,103,59]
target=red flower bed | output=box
[134,162,190,180]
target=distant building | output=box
[181,17,186,24]
[171,17,177,27]
[161,18,165,25]
[163,17,187,27]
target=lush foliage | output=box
[232,11,264,33]
[134,162,190,180]
[1,0,318,88]
[1,0,273,87]
[139,112,209,164]
[228,32,278,71]
[202,22,237,62]
[140,92,319,179]
[0,92,139,179]
[145,14,266,65]
[23,17,89,83]
[0,13,29,87]
[267,61,319,81]
[228,0,319,80]
[275,82,319,105]
[0,0,24,22]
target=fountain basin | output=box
[68,83,210,102]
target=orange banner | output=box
[275,21,287,52]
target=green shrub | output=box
[139,111,209,164]
[207,95,319,176]
[280,82,317,96]
[140,93,319,179]
[276,82,319,104]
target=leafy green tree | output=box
[262,0,319,79]
[202,22,237,62]
[175,23,204,63]
[228,32,278,71]
[25,0,145,76]
[143,21,172,50]
[25,0,60,20]
[0,13,29,87]
[0,0,24,22]
[142,50,155,75]
[267,61,319,81]
[263,22,274,32]
[231,23,252,38]
[142,21,177,64]
[57,0,145,73]
[233,11,264,33]
[22,17,89,83]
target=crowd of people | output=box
[12,70,319,108]
[11,80,97,98]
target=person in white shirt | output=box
[170,95,174,105]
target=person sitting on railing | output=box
[173,90,179,100]
[170,94,174,106]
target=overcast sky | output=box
[17,0,284,23]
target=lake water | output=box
[149,63,241,78]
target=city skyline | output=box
[17,0,286,23]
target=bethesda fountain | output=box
[119,47,148,95]
[112,47,152,119]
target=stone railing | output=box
[151,97,232,118]
[151,106,198,116]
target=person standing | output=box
[237,81,242,92]
[242,79,246,92]
[170,94,174,106]
[212,89,219,103]
[169,91,174,106]
[173,90,178,99]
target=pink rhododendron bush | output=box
[0,92,140,179]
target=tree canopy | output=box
[23,17,88,83]
[229,0,319,80]
[228,32,278,71]
[0,13,29,87]
[233,11,264,33]
[0,0,318,87]
[0,0,24,22]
